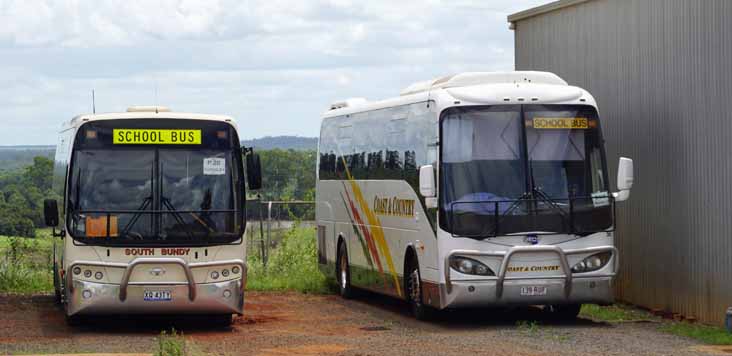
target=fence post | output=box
[258,194,266,268]
[266,201,273,267]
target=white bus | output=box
[44,106,262,325]
[316,72,634,319]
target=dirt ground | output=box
[0,291,723,356]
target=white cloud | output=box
[0,0,549,144]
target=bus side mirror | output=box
[44,199,59,227]
[419,165,436,197]
[246,152,263,190]
[613,157,633,202]
[419,165,438,209]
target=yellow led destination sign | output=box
[532,118,589,129]
[113,129,201,144]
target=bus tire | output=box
[336,242,354,299]
[406,257,431,321]
[545,304,581,321]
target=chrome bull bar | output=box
[444,246,618,298]
[67,258,247,302]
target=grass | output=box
[0,229,55,294]
[582,303,732,345]
[516,320,540,334]
[660,322,732,345]
[246,224,332,294]
[580,304,654,322]
[154,329,202,356]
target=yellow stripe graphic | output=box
[341,157,402,297]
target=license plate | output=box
[143,290,172,301]
[520,286,548,296]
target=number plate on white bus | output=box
[144,290,172,301]
[520,286,547,296]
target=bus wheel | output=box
[406,259,431,320]
[337,243,353,299]
[545,304,581,321]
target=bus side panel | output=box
[317,102,440,300]
[53,128,75,276]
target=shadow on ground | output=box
[342,288,613,331]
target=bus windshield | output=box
[439,105,612,238]
[67,119,244,245]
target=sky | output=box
[0,0,547,145]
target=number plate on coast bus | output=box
[144,290,172,301]
[520,286,548,296]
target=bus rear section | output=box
[45,109,261,323]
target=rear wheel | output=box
[406,257,431,320]
[545,304,581,321]
[336,243,354,299]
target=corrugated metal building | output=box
[508,0,732,326]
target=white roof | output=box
[63,106,237,130]
[323,71,592,118]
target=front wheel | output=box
[406,259,431,320]
[545,304,581,321]
[336,243,354,299]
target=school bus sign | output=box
[113,129,201,144]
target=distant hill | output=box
[241,136,317,151]
[0,147,54,172]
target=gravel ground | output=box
[0,291,722,355]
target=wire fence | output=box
[245,199,315,266]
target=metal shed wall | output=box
[512,0,732,326]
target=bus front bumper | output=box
[436,245,617,309]
[439,276,613,308]
[67,279,244,316]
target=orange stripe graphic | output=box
[341,157,403,297]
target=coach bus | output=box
[316,72,634,319]
[44,106,262,325]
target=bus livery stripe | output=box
[340,192,375,269]
[340,157,403,297]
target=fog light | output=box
[82,290,92,299]
[222,269,230,277]
[211,271,219,280]
[84,270,92,278]
[232,266,240,274]
[223,289,232,298]
[94,271,103,280]
[73,267,81,275]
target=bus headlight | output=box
[211,271,220,280]
[450,256,495,276]
[571,252,612,273]
[232,266,240,274]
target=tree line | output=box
[0,156,57,237]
